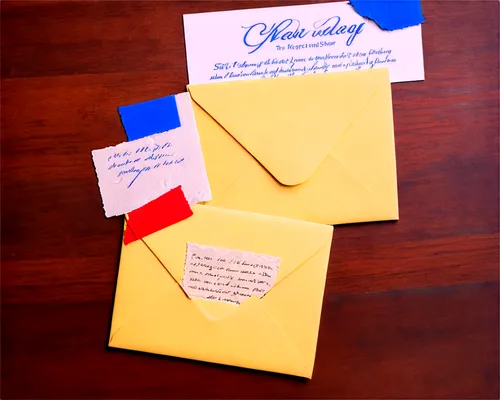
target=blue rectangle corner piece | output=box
[118,95,182,141]
[349,0,425,31]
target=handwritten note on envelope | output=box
[182,243,280,305]
[184,1,424,84]
[92,93,211,217]
[109,204,334,378]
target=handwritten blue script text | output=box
[242,17,364,54]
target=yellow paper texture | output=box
[187,68,398,225]
[109,205,333,378]
[109,68,398,377]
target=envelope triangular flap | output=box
[188,70,381,186]
[111,206,333,376]
[140,204,332,289]
[110,236,311,377]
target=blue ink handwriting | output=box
[107,141,184,188]
[242,17,364,54]
[209,47,396,81]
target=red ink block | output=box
[124,186,193,245]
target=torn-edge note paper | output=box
[124,186,193,245]
[349,0,425,31]
[92,93,211,217]
[182,243,281,305]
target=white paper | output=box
[92,93,211,217]
[182,243,281,305]
[184,1,424,84]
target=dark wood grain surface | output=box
[1,1,499,398]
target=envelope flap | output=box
[140,204,333,291]
[110,239,309,375]
[112,205,333,377]
[188,70,385,186]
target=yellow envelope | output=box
[187,68,398,225]
[109,204,333,378]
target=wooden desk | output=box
[2,1,498,398]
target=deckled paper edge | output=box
[181,242,282,305]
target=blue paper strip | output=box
[349,0,425,31]
[118,95,181,141]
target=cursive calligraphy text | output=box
[242,17,364,54]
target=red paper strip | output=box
[123,186,193,245]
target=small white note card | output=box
[182,243,281,305]
[184,1,424,84]
[92,93,211,217]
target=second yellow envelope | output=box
[188,68,398,225]
[109,205,333,378]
